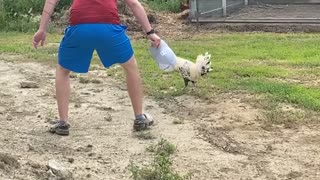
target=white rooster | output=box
[175,52,212,87]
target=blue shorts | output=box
[58,24,134,73]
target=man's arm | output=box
[124,0,161,47]
[38,0,60,32]
[124,0,152,33]
[33,0,59,48]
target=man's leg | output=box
[120,56,154,131]
[120,56,143,117]
[49,64,71,136]
[56,64,71,122]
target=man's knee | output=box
[121,56,138,72]
[57,64,71,75]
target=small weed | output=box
[69,73,78,78]
[261,107,308,130]
[91,79,102,84]
[79,77,90,84]
[146,138,176,157]
[135,131,156,140]
[173,119,184,124]
[130,138,191,180]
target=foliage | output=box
[0,0,71,32]
[143,0,187,13]
[130,139,191,180]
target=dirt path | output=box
[0,57,319,180]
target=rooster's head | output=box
[196,52,212,76]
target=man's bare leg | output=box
[55,64,71,122]
[121,56,154,131]
[120,56,143,117]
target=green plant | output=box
[130,139,191,180]
[143,0,187,13]
[91,79,102,84]
[146,138,176,156]
[135,131,157,140]
[173,119,184,124]
[79,77,90,84]
[1,0,71,32]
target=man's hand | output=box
[148,33,161,48]
[33,30,46,49]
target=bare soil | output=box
[2,4,320,180]
[0,54,320,179]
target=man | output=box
[33,0,161,135]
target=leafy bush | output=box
[130,139,191,180]
[1,0,71,32]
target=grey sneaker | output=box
[49,120,70,136]
[133,114,154,131]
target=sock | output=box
[135,114,145,120]
[58,120,67,125]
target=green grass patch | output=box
[130,139,191,180]
[1,32,320,113]
[237,79,320,111]
[142,0,187,13]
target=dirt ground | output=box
[0,53,320,180]
[1,4,320,179]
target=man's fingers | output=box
[41,39,45,46]
[153,39,160,48]
[33,41,38,49]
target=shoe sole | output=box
[133,121,154,131]
[55,129,69,136]
[49,128,69,136]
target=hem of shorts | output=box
[103,53,134,69]
[58,61,89,74]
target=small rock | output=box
[67,158,74,164]
[0,106,6,114]
[37,114,41,118]
[47,169,57,180]
[104,114,112,122]
[0,153,20,168]
[85,167,91,170]
[5,114,13,121]
[28,144,35,151]
[20,81,39,89]
[99,106,114,111]
[86,174,91,178]
[29,162,41,169]
[88,153,95,157]
[0,162,5,170]
[47,159,72,180]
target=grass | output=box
[135,131,157,140]
[142,0,187,13]
[1,32,320,114]
[130,139,191,180]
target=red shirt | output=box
[69,0,120,25]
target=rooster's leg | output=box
[183,78,190,87]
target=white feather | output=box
[174,52,212,83]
